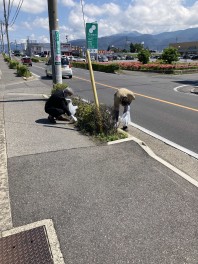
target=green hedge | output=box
[92,63,119,73]
[71,62,120,73]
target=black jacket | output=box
[45,90,71,116]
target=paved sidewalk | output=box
[1,54,198,264]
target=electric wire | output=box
[10,0,24,27]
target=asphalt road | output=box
[31,63,198,154]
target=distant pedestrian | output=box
[45,87,74,124]
[114,88,135,131]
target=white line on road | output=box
[129,122,198,159]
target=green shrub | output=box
[71,62,88,69]
[91,63,120,73]
[9,60,19,69]
[137,50,150,64]
[71,61,120,73]
[16,64,32,77]
[51,83,68,94]
[31,57,40,63]
[72,98,127,142]
[161,47,179,64]
[4,55,11,63]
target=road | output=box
[31,62,198,154]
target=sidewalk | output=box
[1,54,198,263]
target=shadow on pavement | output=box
[35,118,76,131]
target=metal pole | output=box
[47,0,62,84]
[3,0,11,59]
[0,21,5,53]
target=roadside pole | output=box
[3,0,11,59]
[86,50,99,108]
[0,21,5,53]
[47,0,62,84]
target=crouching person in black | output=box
[45,87,74,124]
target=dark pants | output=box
[45,107,64,118]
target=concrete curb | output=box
[0,89,13,233]
[191,88,198,94]
[108,133,198,188]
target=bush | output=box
[17,64,32,77]
[137,50,150,64]
[72,97,127,141]
[51,83,68,94]
[4,55,11,63]
[31,57,40,63]
[71,61,120,73]
[9,60,19,69]
[161,47,179,64]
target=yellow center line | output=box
[73,76,198,112]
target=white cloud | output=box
[32,17,49,30]
[38,35,49,43]
[61,0,77,7]
[21,0,47,14]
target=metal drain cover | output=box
[0,225,54,264]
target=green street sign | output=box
[86,22,98,53]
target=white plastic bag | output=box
[66,99,78,116]
[121,105,131,127]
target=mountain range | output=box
[70,27,198,51]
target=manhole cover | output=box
[0,225,54,264]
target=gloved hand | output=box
[69,115,77,124]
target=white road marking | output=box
[130,122,198,159]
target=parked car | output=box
[72,56,86,62]
[98,55,108,62]
[126,55,134,60]
[191,55,198,60]
[21,56,32,66]
[45,57,72,78]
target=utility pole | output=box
[3,0,11,59]
[0,21,5,53]
[47,0,62,84]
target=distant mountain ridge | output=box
[70,27,198,51]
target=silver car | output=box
[45,57,73,78]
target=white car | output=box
[73,56,86,62]
[45,57,73,79]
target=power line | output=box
[10,0,24,27]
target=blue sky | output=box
[0,0,198,44]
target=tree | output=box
[137,49,150,64]
[134,43,143,52]
[130,42,135,53]
[107,45,111,51]
[161,47,179,64]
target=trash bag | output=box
[66,99,78,116]
[121,105,131,127]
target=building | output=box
[169,41,198,55]
[26,41,50,56]
[26,41,81,57]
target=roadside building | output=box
[169,41,198,55]
[26,41,50,57]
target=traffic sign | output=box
[86,22,98,53]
